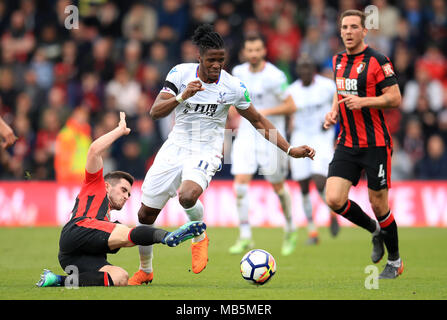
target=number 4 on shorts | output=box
[378,164,385,178]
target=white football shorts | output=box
[289,130,335,181]
[141,140,222,209]
[231,131,288,184]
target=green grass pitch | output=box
[0,226,446,300]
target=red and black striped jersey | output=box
[69,168,111,222]
[332,46,398,148]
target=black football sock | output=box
[78,271,114,287]
[377,211,400,261]
[129,225,169,246]
[334,199,378,233]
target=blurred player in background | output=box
[324,10,403,279]
[229,35,297,256]
[129,25,315,285]
[36,112,206,287]
[279,55,339,245]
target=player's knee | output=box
[326,192,346,211]
[110,269,129,287]
[234,183,248,199]
[137,206,159,225]
[178,192,197,209]
[178,187,201,209]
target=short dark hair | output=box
[340,9,366,29]
[243,34,266,48]
[192,24,224,55]
[104,171,134,186]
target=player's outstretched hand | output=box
[118,112,131,136]
[182,80,205,100]
[323,110,338,130]
[288,145,315,160]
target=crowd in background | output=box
[0,0,446,182]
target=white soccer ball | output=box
[240,249,276,285]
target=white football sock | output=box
[184,199,205,243]
[276,185,295,233]
[234,183,251,239]
[302,194,316,232]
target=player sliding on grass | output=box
[37,112,206,287]
[129,24,315,285]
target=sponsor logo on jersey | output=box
[381,63,394,78]
[336,77,358,95]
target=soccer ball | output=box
[240,249,276,285]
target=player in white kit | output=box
[228,35,298,256]
[128,25,316,285]
[278,55,339,244]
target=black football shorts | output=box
[328,145,392,190]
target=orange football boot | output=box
[191,232,209,274]
[128,270,154,285]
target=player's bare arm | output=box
[323,92,339,129]
[338,84,401,110]
[85,112,131,174]
[237,104,315,160]
[259,95,297,117]
[0,117,18,148]
[150,80,204,120]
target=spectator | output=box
[306,0,338,40]
[415,134,447,179]
[299,25,331,69]
[80,37,115,83]
[96,1,122,38]
[105,66,141,117]
[146,41,171,79]
[0,68,18,111]
[425,0,447,52]
[1,10,36,63]
[402,117,425,165]
[116,135,146,179]
[30,47,54,91]
[180,40,199,63]
[121,40,145,83]
[54,106,91,183]
[392,42,414,95]
[22,69,47,114]
[372,0,400,38]
[402,65,444,113]
[42,86,71,127]
[8,114,34,180]
[266,15,301,64]
[136,114,162,168]
[157,0,188,41]
[38,23,62,63]
[32,108,61,180]
[122,2,158,43]
[400,0,426,53]
[391,136,414,181]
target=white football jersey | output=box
[286,74,336,136]
[232,62,288,135]
[160,63,251,154]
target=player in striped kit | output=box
[324,10,403,279]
